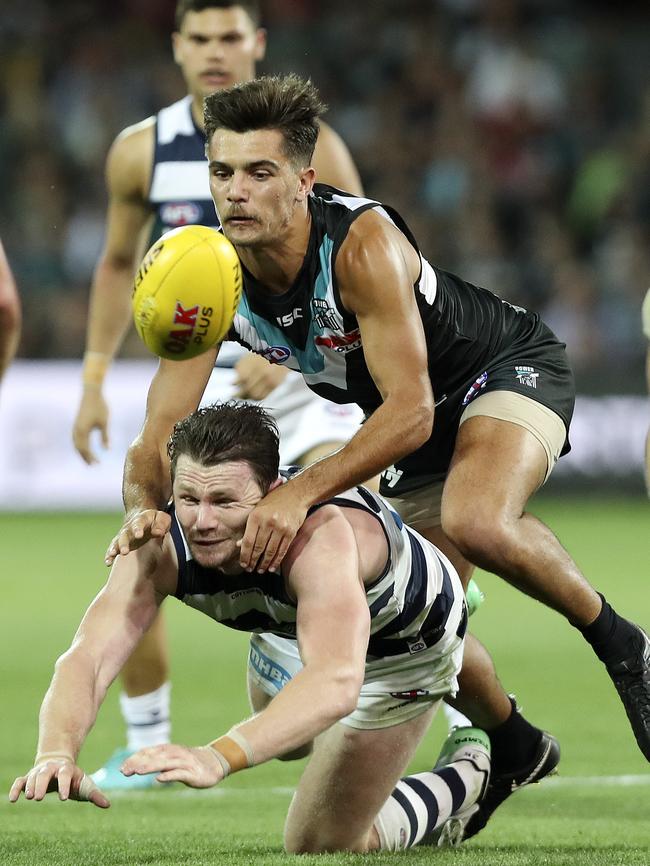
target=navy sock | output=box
[579,593,640,665]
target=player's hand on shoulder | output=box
[72,388,110,464]
[121,744,225,788]
[104,508,172,565]
[234,352,289,400]
[240,483,309,574]
[9,756,110,809]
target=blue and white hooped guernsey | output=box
[147,95,220,244]
[168,483,464,658]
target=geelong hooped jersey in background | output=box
[169,484,461,658]
[147,95,220,244]
[147,95,243,366]
[227,184,566,417]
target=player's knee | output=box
[442,502,513,568]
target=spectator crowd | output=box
[1,0,648,391]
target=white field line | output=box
[107,775,650,799]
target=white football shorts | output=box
[247,602,465,731]
[200,348,363,465]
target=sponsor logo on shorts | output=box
[389,689,431,702]
[261,346,291,364]
[515,365,539,388]
[462,371,488,406]
[161,202,203,226]
[249,644,292,691]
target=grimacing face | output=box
[208,127,314,248]
[172,7,266,100]
[172,455,265,572]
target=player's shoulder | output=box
[106,116,155,192]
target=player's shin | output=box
[373,727,490,851]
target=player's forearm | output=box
[122,433,171,512]
[82,258,136,383]
[0,301,21,380]
[212,663,362,769]
[36,649,107,762]
[289,395,433,507]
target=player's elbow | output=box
[321,663,364,722]
[401,392,434,451]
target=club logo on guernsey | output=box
[312,299,340,331]
[161,202,203,226]
[261,345,291,364]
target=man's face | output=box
[173,455,264,572]
[172,7,266,99]
[208,128,314,248]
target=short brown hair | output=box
[175,1,261,31]
[204,74,327,167]
[168,401,279,492]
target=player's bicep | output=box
[287,510,370,669]
[102,124,155,266]
[337,218,431,403]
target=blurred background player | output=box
[0,239,21,395]
[74,1,367,789]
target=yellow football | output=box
[132,225,242,360]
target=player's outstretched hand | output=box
[121,744,225,788]
[233,352,289,400]
[105,508,172,565]
[73,388,110,465]
[9,757,110,808]
[239,482,308,573]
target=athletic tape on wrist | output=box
[82,352,110,387]
[206,729,255,778]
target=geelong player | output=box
[12,403,493,852]
[109,75,650,836]
[72,1,370,788]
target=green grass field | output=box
[2,496,649,865]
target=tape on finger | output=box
[77,774,101,802]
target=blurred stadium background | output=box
[1,0,649,505]
[1,1,649,863]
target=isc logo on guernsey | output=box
[164,301,214,355]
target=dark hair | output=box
[204,74,327,167]
[175,1,261,30]
[167,401,279,491]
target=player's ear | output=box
[296,167,316,202]
[254,28,267,62]
[171,32,182,65]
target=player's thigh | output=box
[443,415,549,529]
[285,704,437,853]
[445,390,566,517]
